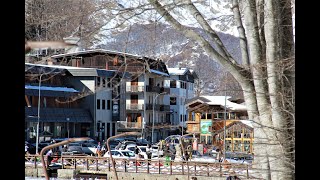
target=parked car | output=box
[115,141,137,150]
[65,143,84,154]
[81,143,98,155]
[191,152,217,163]
[124,145,152,159]
[224,152,253,164]
[136,138,151,146]
[103,150,135,165]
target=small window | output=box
[102,78,106,87]
[97,99,101,109]
[107,100,111,110]
[102,100,106,109]
[170,80,176,88]
[97,77,101,86]
[170,97,176,105]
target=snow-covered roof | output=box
[201,96,247,111]
[51,49,142,59]
[25,63,96,70]
[167,68,188,75]
[150,69,169,77]
[25,85,79,93]
[240,120,253,128]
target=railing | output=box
[25,154,253,179]
[126,104,144,110]
[146,85,160,93]
[160,105,170,111]
[117,121,142,129]
[145,104,160,111]
[126,85,144,92]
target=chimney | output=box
[178,62,182,70]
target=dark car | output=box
[136,138,151,146]
[66,143,84,154]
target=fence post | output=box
[61,157,64,169]
[86,158,89,170]
[219,163,222,177]
[34,156,37,169]
[95,158,98,171]
[182,161,184,175]
[187,161,189,176]
[108,158,111,171]
[247,164,249,178]
[207,163,209,176]
[124,160,127,172]
[147,159,149,174]
[135,159,138,173]
[158,159,161,174]
[170,161,172,175]
[194,162,196,176]
[74,157,77,169]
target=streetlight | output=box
[152,92,167,144]
[66,118,70,138]
[36,74,44,154]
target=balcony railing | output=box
[126,85,144,92]
[160,87,170,94]
[145,103,161,111]
[126,104,144,110]
[160,105,170,111]
[146,85,160,93]
[117,121,142,129]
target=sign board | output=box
[200,120,212,134]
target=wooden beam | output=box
[25,95,31,107]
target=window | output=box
[107,100,111,110]
[170,97,176,105]
[102,78,106,87]
[107,78,111,88]
[97,99,101,109]
[170,80,176,88]
[97,77,101,86]
[102,100,106,109]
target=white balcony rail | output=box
[126,104,144,110]
[117,121,142,128]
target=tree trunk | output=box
[264,0,294,179]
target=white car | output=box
[123,145,150,159]
[103,150,135,159]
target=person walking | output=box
[96,142,101,157]
[146,144,152,165]
[169,144,176,161]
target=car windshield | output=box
[122,151,135,157]
[139,147,146,152]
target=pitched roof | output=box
[185,96,247,111]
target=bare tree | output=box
[142,0,294,179]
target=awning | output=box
[25,85,79,98]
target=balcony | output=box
[160,105,170,112]
[126,85,144,92]
[117,121,142,132]
[146,85,160,93]
[145,103,160,111]
[160,87,170,94]
[126,104,144,110]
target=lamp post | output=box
[36,74,44,154]
[66,118,70,138]
[152,92,167,144]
